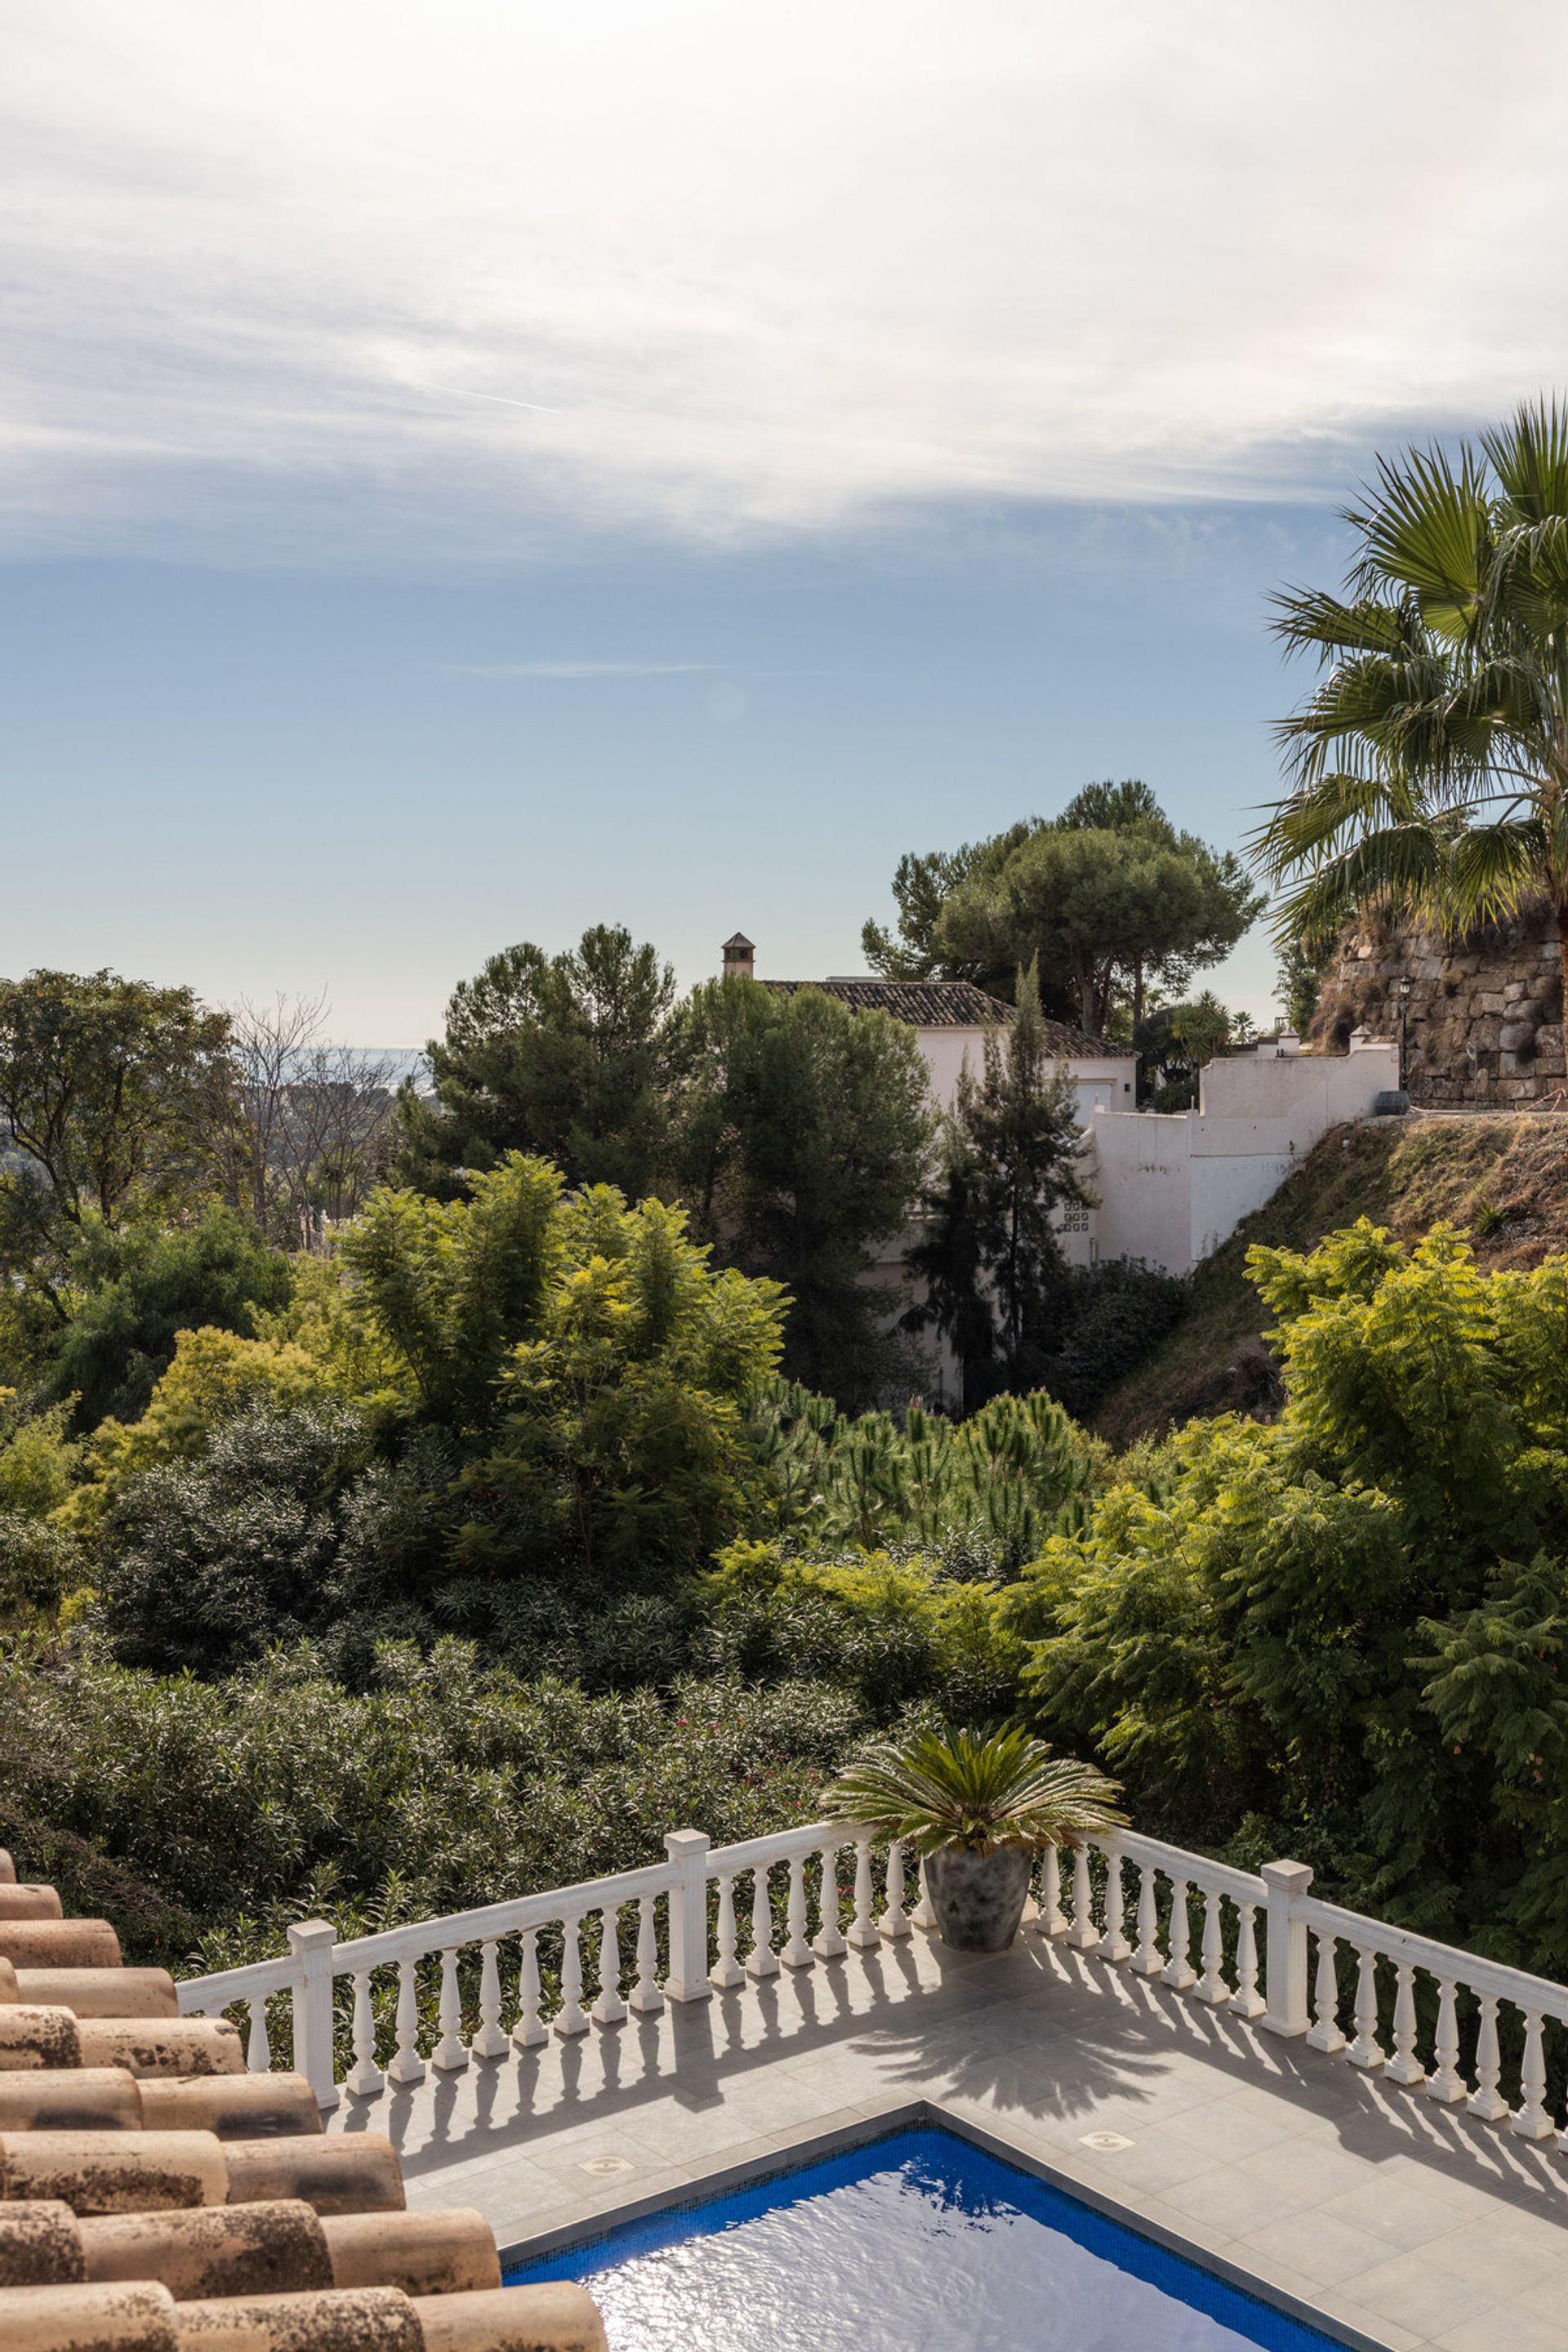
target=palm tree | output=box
[1255,399,1568,1062]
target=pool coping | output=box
[497,2094,1396,2352]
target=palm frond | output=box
[1481,396,1568,527]
[1446,815,1549,924]
[821,1724,1125,1856]
[1344,441,1494,640]
[1269,590,1419,664]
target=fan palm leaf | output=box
[821,1723,1125,1857]
[1258,401,1568,1044]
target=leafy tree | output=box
[38,1206,292,1432]
[860,824,1033,993]
[1022,1221,1568,1963]
[906,966,1091,1401]
[95,1401,381,1677]
[396,925,675,1198]
[341,1153,788,1594]
[0,969,232,1317]
[1257,399,1568,1047]
[667,979,934,1408]
[866,786,1260,1034]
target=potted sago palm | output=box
[822,1724,1125,1953]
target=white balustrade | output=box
[782,1855,813,1968]
[813,1846,846,1960]
[630,1895,664,2013]
[746,1864,779,1980]
[1096,1850,1131,1964]
[346,1969,382,2096]
[555,1915,589,2036]
[169,1815,1568,2161]
[1037,1846,1068,1940]
[880,1841,911,1940]
[847,1840,879,1949]
[472,1940,510,2059]
[592,1907,627,2026]
[245,1997,270,2074]
[432,1947,468,2071]
[710,1873,743,1989]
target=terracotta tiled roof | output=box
[760,978,1135,1056]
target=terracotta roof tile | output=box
[760,978,1135,1055]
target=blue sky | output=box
[5,1,1566,1040]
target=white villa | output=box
[724,932,1401,1294]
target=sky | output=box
[5,0,1568,1039]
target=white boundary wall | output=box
[1090,1033,1401,1276]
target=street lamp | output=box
[1397,973,1414,1092]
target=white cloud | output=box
[5,0,1568,560]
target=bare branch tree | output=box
[220,992,330,1236]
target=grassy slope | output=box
[1093,1111,1568,1449]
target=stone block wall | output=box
[1309,903,1566,1106]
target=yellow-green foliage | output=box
[0,1398,81,1519]
[68,1326,336,1523]
[703,1539,1027,1718]
[253,1254,406,1408]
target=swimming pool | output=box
[506,2123,1344,2350]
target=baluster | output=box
[630,1895,665,2012]
[813,1846,846,1959]
[1512,2011,1552,2140]
[433,1946,469,2071]
[555,1915,589,2036]
[1307,1932,1346,2056]
[1067,1841,1098,1951]
[1230,1902,1265,2020]
[471,1939,510,2059]
[1348,1949,1384,2070]
[847,1841,880,1949]
[710,1873,745,1989]
[782,1853,813,1967]
[1162,1877,1196,1990]
[1096,1849,1131,1962]
[1131,1864,1163,1977]
[511,1929,547,2050]
[386,1955,425,2085]
[910,1860,937,1933]
[1425,1977,1463,2103]
[345,1970,383,2096]
[245,1997,271,2074]
[1196,1889,1232,2006]
[593,1906,627,2025]
[1468,1994,1508,2120]
[1384,1963,1425,2086]
[746,1865,779,1979]
[1037,1846,1069,1940]
[880,1841,911,1939]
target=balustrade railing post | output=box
[663,1829,713,2002]
[286,1918,341,2113]
[1259,1860,1312,2039]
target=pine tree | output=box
[906,963,1092,1403]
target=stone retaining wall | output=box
[1310,904,1566,1106]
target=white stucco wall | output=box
[915,1026,1134,1122]
[1088,1036,1402,1276]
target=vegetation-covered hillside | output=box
[1094,1112,1568,1446]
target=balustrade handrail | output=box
[1095,1829,1267,1908]
[176,1816,878,2018]
[172,1811,1568,2157]
[1298,1892,1568,2023]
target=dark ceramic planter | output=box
[925,1843,1033,1952]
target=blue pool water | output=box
[506,2124,1343,2350]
